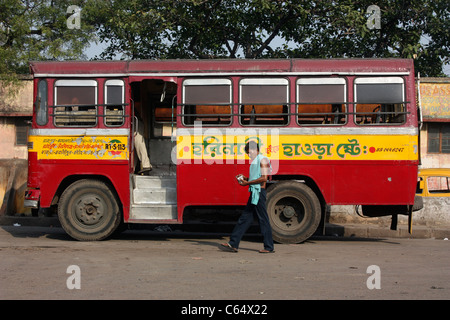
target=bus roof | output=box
[29,58,414,77]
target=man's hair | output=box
[245,141,259,154]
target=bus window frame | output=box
[36,79,48,126]
[152,81,177,138]
[296,77,347,126]
[181,78,233,127]
[354,76,407,126]
[53,79,99,128]
[104,79,125,127]
[239,77,290,127]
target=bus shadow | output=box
[0,225,72,241]
[0,223,397,245]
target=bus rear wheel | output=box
[266,181,321,244]
[58,179,121,241]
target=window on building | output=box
[54,80,98,127]
[428,123,450,153]
[355,77,406,125]
[182,79,232,126]
[297,78,346,125]
[15,119,29,146]
[239,78,289,126]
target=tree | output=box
[0,0,96,81]
[93,0,313,60]
[1,1,448,78]
[280,0,449,76]
[92,0,448,76]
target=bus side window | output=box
[105,80,125,127]
[354,77,406,125]
[239,78,289,126]
[297,78,347,126]
[36,80,48,126]
[182,79,232,126]
[54,80,98,127]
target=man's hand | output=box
[236,174,248,186]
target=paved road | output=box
[1,225,449,302]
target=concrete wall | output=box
[0,117,29,159]
[0,79,32,215]
[0,79,33,114]
[0,79,33,160]
[330,201,450,228]
[0,159,29,216]
[420,122,450,169]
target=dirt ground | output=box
[1,225,449,302]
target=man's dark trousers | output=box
[229,189,274,251]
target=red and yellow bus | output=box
[24,59,420,242]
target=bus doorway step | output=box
[129,204,178,221]
[131,174,177,220]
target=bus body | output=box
[25,59,420,242]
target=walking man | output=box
[220,141,274,253]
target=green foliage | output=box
[1,0,448,78]
[0,0,96,78]
[91,0,448,76]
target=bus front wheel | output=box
[58,179,121,241]
[266,181,321,244]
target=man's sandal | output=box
[259,249,275,253]
[220,243,238,253]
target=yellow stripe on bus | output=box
[28,134,418,162]
[28,135,129,160]
[176,134,418,161]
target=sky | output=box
[444,64,450,77]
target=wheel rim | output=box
[271,195,308,234]
[75,195,105,225]
[69,191,109,230]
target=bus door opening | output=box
[131,79,177,175]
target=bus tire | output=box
[58,179,121,241]
[266,181,321,244]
